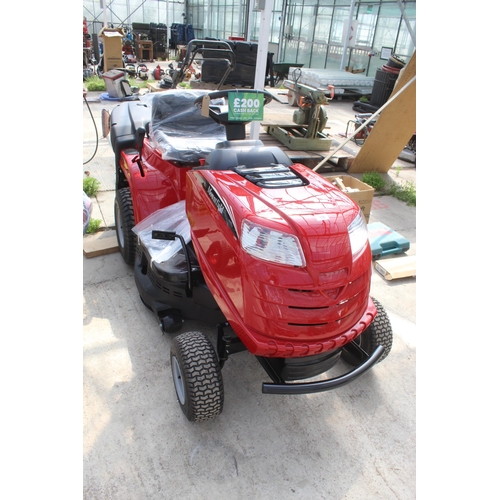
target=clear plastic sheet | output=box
[132,200,191,264]
[140,89,227,162]
[83,191,93,234]
[290,68,375,91]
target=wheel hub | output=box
[171,356,186,405]
[115,199,125,247]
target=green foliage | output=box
[134,79,155,89]
[86,218,102,234]
[388,180,416,207]
[84,75,106,91]
[84,74,154,91]
[83,177,101,197]
[361,171,386,191]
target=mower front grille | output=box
[247,267,371,341]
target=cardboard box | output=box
[325,175,374,222]
[99,27,125,72]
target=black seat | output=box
[202,140,293,171]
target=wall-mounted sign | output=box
[381,47,393,60]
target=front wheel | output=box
[170,331,224,422]
[114,187,136,265]
[342,297,393,366]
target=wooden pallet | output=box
[83,230,119,258]
[374,255,416,281]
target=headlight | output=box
[348,211,368,259]
[241,219,306,267]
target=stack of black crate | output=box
[150,23,168,59]
[201,39,273,87]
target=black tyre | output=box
[170,331,224,422]
[115,187,136,265]
[342,297,393,365]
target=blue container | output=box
[368,222,410,259]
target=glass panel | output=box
[283,38,299,64]
[355,3,380,47]
[395,3,416,58]
[297,6,316,42]
[83,0,189,32]
[270,1,284,44]
[83,0,416,72]
[297,40,313,67]
[326,45,344,70]
[314,5,334,44]
[330,6,350,44]
[310,42,328,68]
[372,2,403,56]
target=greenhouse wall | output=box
[83,0,415,76]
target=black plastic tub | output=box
[370,69,398,107]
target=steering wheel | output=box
[193,89,274,127]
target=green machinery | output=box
[267,79,332,151]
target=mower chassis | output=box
[258,345,384,394]
[135,240,388,396]
[214,322,385,395]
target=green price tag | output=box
[228,92,264,121]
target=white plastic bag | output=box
[83,191,93,234]
[132,200,191,264]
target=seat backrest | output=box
[150,89,227,162]
[203,140,293,171]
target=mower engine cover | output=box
[186,158,374,358]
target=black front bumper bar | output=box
[261,345,384,395]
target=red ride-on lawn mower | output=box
[107,40,393,422]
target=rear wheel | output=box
[115,187,136,265]
[170,331,224,422]
[342,297,393,365]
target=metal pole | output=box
[396,0,416,47]
[340,0,356,70]
[101,0,108,28]
[277,0,289,62]
[246,2,254,41]
[250,0,273,140]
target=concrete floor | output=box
[83,75,416,499]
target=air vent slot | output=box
[288,322,328,327]
[234,164,308,189]
[289,305,329,310]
